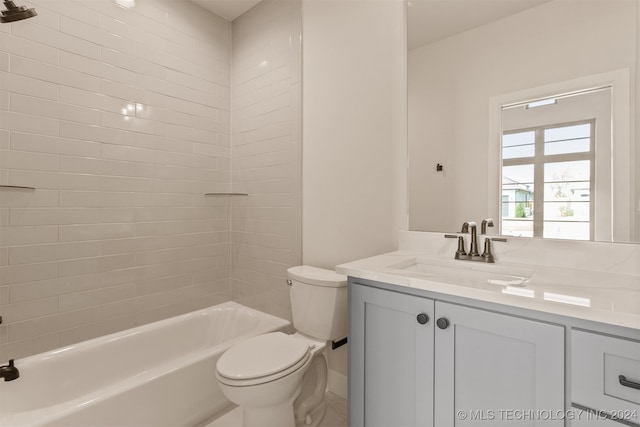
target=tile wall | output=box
[0,0,234,360]
[230,0,302,321]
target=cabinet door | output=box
[349,283,435,427]
[434,301,565,426]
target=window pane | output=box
[543,221,590,240]
[503,131,535,147]
[544,123,590,142]
[544,137,590,155]
[503,144,535,159]
[543,201,590,221]
[502,219,534,238]
[501,201,534,219]
[503,164,534,184]
[544,160,590,182]
[543,182,590,202]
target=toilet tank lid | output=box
[287,265,347,287]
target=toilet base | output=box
[242,396,297,427]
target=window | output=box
[501,121,594,240]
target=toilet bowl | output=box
[215,266,347,427]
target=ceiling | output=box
[408,0,550,50]
[190,0,550,47]
[190,0,261,21]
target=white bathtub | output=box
[0,302,290,427]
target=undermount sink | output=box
[386,257,533,288]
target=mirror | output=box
[407,0,639,242]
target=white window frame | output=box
[502,120,595,239]
[488,69,632,241]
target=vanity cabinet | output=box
[571,330,640,426]
[349,281,565,427]
[349,283,435,427]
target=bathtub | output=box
[0,302,290,427]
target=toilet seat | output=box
[216,332,311,387]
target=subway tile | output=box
[100,111,167,137]
[59,190,137,208]
[0,52,9,71]
[59,121,134,145]
[9,207,100,226]
[0,225,58,246]
[29,0,98,27]
[9,272,102,303]
[58,67,102,92]
[0,296,58,323]
[59,283,136,313]
[10,93,101,125]
[0,149,59,171]
[9,307,97,342]
[0,285,8,305]
[0,71,59,101]
[9,170,101,191]
[100,176,155,193]
[58,254,133,278]
[11,19,101,60]
[59,223,135,242]
[135,273,192,297]
[9,241,100,264]
[166,257,215,277]
[0,130,8,149]
[10,132,101,158]
[0,246,7,265]
[0,91,8,111]
[61,15,134,54]
[100,79,145,104]
[100,236,166,255]
[0,32,59,65]
[0,111,59,137]
[0,189,59,208]
[0,261,58,285]
[134,221,193,237]
[60,85,130,115]
[101,264,166,287]
[101,47,166,80]
[133,247,190,267]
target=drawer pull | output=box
[618,375,640,390]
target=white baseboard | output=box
[327,369,348,400]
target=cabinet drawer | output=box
[572,330,640,421]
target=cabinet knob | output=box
[416,313,429,325]
[436,317,450,329]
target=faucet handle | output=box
[481,218,494,234]
[444,234,467,256]
[481,237,507,263]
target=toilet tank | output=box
[287,266,348,341]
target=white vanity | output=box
[337,232,640,426]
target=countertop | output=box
[336,250,640,331]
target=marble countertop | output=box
[336,250,640,331]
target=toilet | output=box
[215,266,348,427]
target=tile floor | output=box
[205,392,347,427]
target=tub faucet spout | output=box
[0,359,19,381]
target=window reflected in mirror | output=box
[501,88,608,240]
